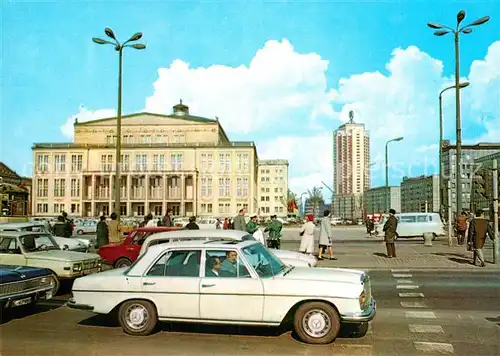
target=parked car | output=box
[97,227,182,268]
[69,239,375,344]
[0,264,58,312]
[374,212,445,239]
[0,231,102,291]
[197,218,218,229]
[0,222,90,252]
[139,229,318,268]
[74,221,98,235]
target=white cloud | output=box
[144,39,335,133]
[60,105,116,139]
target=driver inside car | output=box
[219,251,238,277]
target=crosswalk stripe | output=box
[397,285,419,289]
[409,324,444,333]
[392,273,413,278]
[414,342,454,354]
[391,269,410,272]
[396,279,414,284]
[400,301,428,308]
[405,311,437,319]
[399,292,425,297]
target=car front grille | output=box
[0,276,52,297]
[82,260,100,270]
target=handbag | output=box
[299,230,304,236]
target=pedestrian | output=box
[107,212,121,245]
[61,211,73,237]
[233,209,246,231]
[223,218,229,230]
[366,217,374,237]
[456,211,468,245]
[95,215,109,249]
[185,216,200,230]
[216,218,222,229]
[467,210,494,267]
[318,210,336,260]
[162,209,174,227]
[246,214,259,234]
[383,208,398,258]
[264,215,282,249]
[145,213,157,227]
[299,214,315,255]
[52,216,67,237]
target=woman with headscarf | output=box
[299,214,315,255]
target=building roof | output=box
[474,152,500,163]
[442,141,500,151]
[401,174,438,183]
[74,111,216,126]
[366,186,400,192]
[258,159,289,166]
[0,182,29,194]
[32,141,257,150]
[0,162,21,181]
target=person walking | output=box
[456,211,468,245]
[95,215,109,249]
[145,213,157,227]
[233,209,246,231]
[366,217,374,237]
[61,211,73,237]
[52,216,67,237]
[318,210,335,260]
[162,209,174,227]
[467,210,494,267]
[223,218,229,230]
[107,212,121,245]
[265,215,282,249]
[299,214,315,255]
[383,209,398,258]
[246,214,259,234]
[185,216,200,230]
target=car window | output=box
[205,250,250,278]
[19,234,59,251]
[400,216,416,223]
[241,243,286,278]
[416,216,428,223]
[146,250,201,277]
[0,237,21,254]
[132,232,146,245]
[21,225,48,233]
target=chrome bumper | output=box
[341,298,376,323]
[67,298,94,311]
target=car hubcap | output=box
[125,304,148,330]
[302,309,331,338]
[119,261,131,267]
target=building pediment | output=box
[75,112,215,128]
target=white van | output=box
[375,213,445,239]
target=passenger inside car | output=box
[205,256,222,277]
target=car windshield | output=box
[20,233,59,252]
[241,243,287,278]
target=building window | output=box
[54,154,66,172]
[121,154,130,171]
[101,154,113,172]
[236,153,249,171]
[37,203,48,214]
[140,135,152,144]
[219,153,231,172]
[37,179,48,197]
[71,179,80,197]
[71,154,82,172]
[201,203,213,214]
[123,135,135,144]
[201,177,212,197]
[153,154,165,171]
[171,153,183,170]
[218,203,231,214]
[218,178,231,197]
[236,178,248,197]
[37,154,49,172]
[54,179,66,197]
[156,135,168,144]
[173,134,185,143]
[106,135,117,144]
[135,154,148,171]
[53,203,64,214]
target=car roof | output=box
[132,227,182,233]
[0,231,51,238]
[0,222,43,228]
[397,212,439,216]
[145,238,257,255]
[147,229,249,239]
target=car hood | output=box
[281,266,365,284]
[26,250,100,262]
[52,236,86,248]
[0,265,53,283]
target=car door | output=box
[0,237,27,266]
[141,249,201,320]
[199,249,264,322]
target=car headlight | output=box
[63,244,69,250]
[73,263,82,272]
[40,277,50,285]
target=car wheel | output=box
[77,229,84,235]
[114,257,132,268]
[293,302,340,344]
[51,274,60,296]
[118,300,157,336]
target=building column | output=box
[90,175,96,217]
[193,172,198,216]
[162,174,167,215]
[144,174,149,215]
[125,175,131,217]
[109,173,113,215]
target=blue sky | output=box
[2,0,499,197]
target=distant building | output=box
[400,175,439,213]
[331,193,364,220]
[0,162,32,216]
[304,199,329,218]
[364,186,401,215]
[257,159,289,218]
[471,152,500,215]
[442,141,500,214]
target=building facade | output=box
[442,141,500,213]
[257,159,289,218]
[333,112,370,195]
[364,186,401,215]
[0,162,32,216]
[32,102,260,218]
[471,152,500,215]
[400,175,439,213]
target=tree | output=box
[287,189,298,213]
[307,187,324,217]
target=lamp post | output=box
[385,137,404,211]
[300,192,307,217]
[438,82,469,218]
[92,28,146,220]
[428,11,489,215]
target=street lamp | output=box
[300,192,307,217]
[438,82,469,217]
[92,28,146,220]
[385,137,404,211]
[428,10,489,214]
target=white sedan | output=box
[69,239,375,344]
[138,229,317,268]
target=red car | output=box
[98,227,181,268]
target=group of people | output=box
[232,209,283,249]
[298,210,337,260]
[95,212,121,248]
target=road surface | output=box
[1,270,498,355]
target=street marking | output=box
[333,344,373,356]
[409,324,444,333]
[392,273,413,278]
[401,301,428,308]
[391,269,410,272]
[396,279,414,284]
[399,292,425,297]
[405,311,437,319]
[414,342,454,354]
[397,285,419,289]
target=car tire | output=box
[51,274,60,296]
[293,301,340,344]
[118,300,157,336]
[114,257,132,269]
[77,229,84,235]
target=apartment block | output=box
[257,159,288,217]
[400,175,439,213]
[364,186,401,214]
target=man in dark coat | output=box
[96,215,109,249]
[233,209,246,231]
[61,211,73,237]
[383,209,398,258]
[467,210,494,267]
[185,216,200,230]
[265,215,283,249]
[162,209,174,227]
[52,216,67,237]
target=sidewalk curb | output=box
[323,266,500,272]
